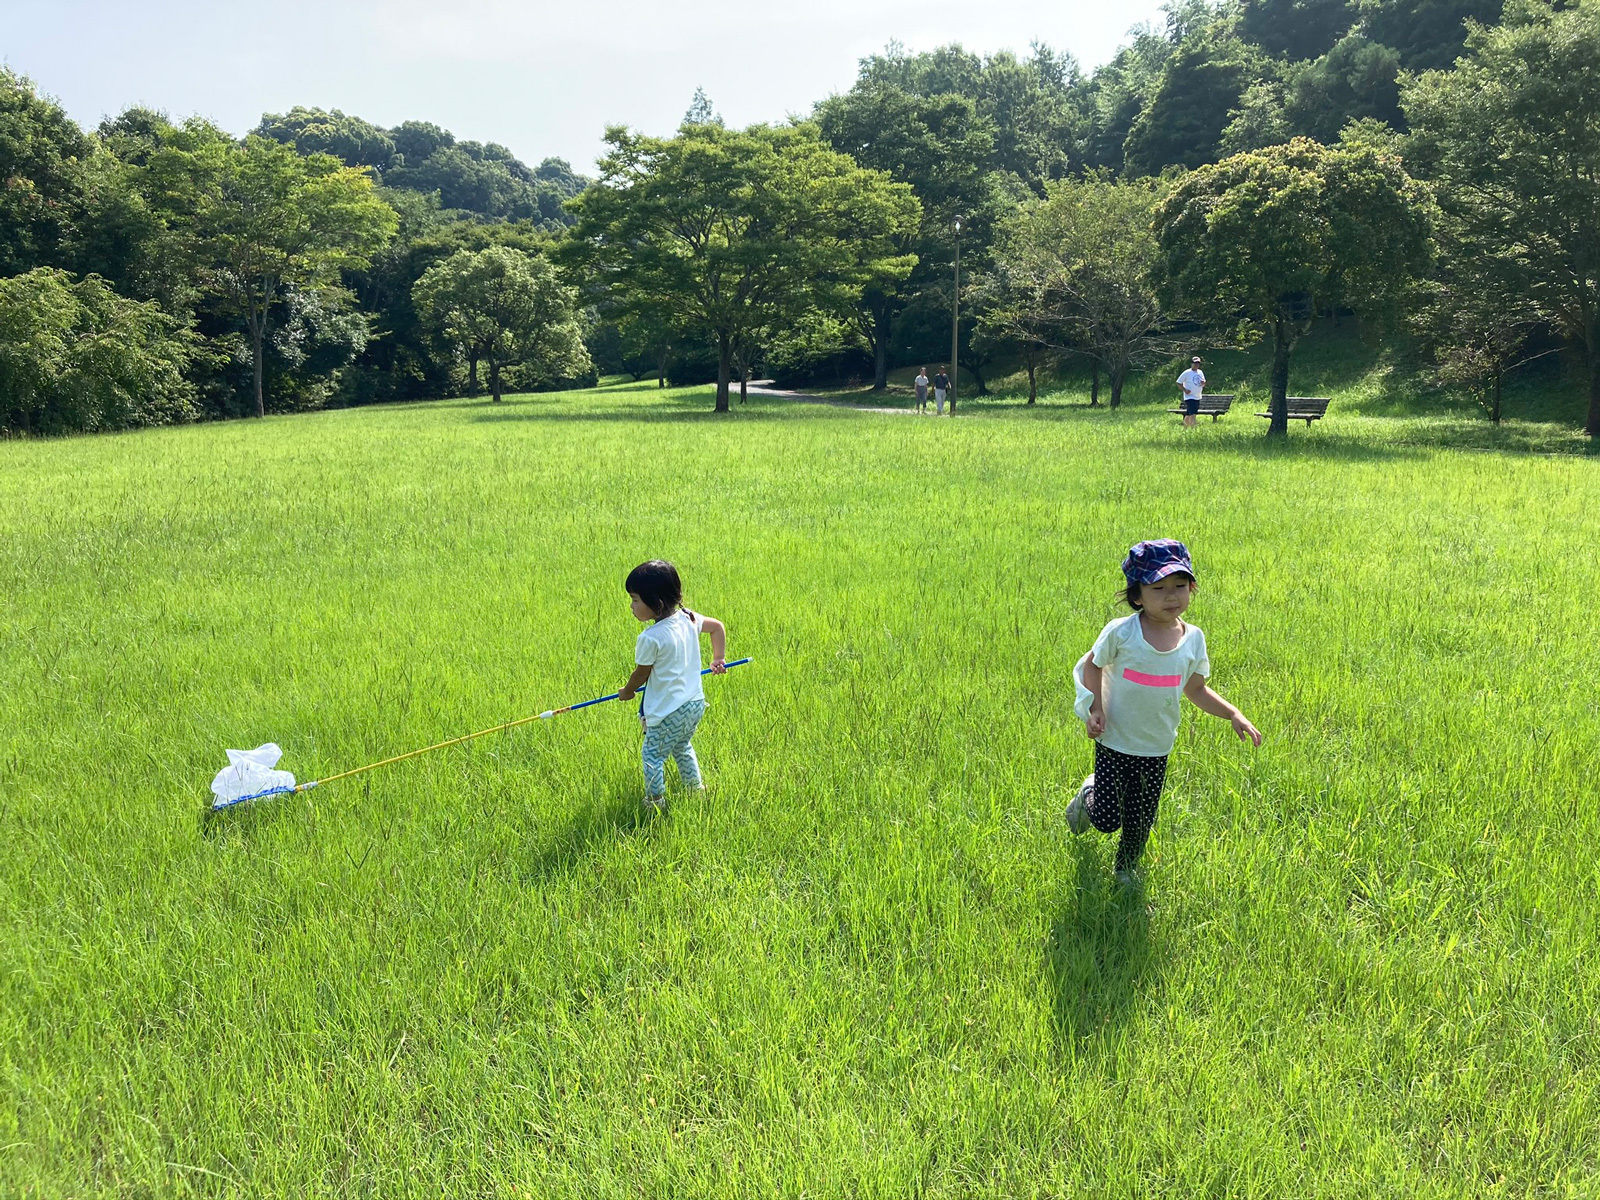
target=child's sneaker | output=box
[1065,774,1094,834]
[1115,866,1143,889]
[643,795,668,815]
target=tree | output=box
[814,83,989,388]
[197,136,397,417]
[0,267,196,435]
[563,121,918,412]
[1124,33,1268,174]
[0,69,90,276]
[1156,136,1433,434]
[255,107,399,172]
[986,175,1170,407]
[1404,0,1600,437]
[413,246,589,402]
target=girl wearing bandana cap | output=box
[1068,540,1261,886]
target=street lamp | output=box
[950,214,962,415]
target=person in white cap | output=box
[1176,355,1206,429]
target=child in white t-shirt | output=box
[1068,540,1260,886]
[616,560,728,813]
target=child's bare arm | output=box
[700,615,727,672]
[1079,652,1106,738]
[1183,674,1261,745]
[617,663,652,701]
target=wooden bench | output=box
[1167,394,1234,421]
[1255,397,1331,426]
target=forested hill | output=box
[254,107,588,228]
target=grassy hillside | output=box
[844,322,1594,454]
[2,384,1597,1196]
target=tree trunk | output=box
[657,347,668,389]
[740,369,748,404]
[1090,359,1100,407]
[1109,363,1125,409]
[715,334,732,413]
[468,350,481,397]
[250,321,266,418]
[1268,318,1293,437]
[1491,366,1503,425]
[870,299,891,391]
[490,358,502,403]
[1026,347,1037,405]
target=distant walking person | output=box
[933,367,951,416]
[1176,356,1206,429]
[914,367,930,414]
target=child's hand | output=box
[1232,713,1262,746]
[710,657,726,674]
[1084,704,1105,739]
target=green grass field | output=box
[3,379,1598,1196]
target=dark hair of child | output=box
[626,559,687,619]
[1119,572,1196,611]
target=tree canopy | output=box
[564,121,918,411]
[1157,137,1434,433]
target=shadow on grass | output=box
[1045,842,1162,1066]
[520,775,662,883]
[1130,429,1424,462]
[467,402,851,426]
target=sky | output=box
[2,0,1171,172]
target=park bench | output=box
[1168,394,1234,421]
[1254,397,1332,427]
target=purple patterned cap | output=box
[1122,539,1196,585]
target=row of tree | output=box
[4,0,1599,436]
[0,84,594,434]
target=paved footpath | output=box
[744,382,953,416]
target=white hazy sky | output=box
[2,0,1170,172]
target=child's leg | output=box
[1111,753,1168,872]
[666,700,706,788]
[1088,742,1126,835]
[641,724,671,798]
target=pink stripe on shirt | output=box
[1123,667,1182,688]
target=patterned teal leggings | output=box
[642,699,705,796]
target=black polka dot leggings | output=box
[1090,742,1170,872]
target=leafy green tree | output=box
[197,136,397,417]
[986,175,1170,407]
[1156,136,1433,434]
[255,107,399,171]
[1284,33,1404,142]
[1360,0,1507,70]
[564,121,918,411]
[1239,0,1356,60]
[1405,0,1600,436]
[413,246,589,402]
[0,267,196,434]
[0,69,90,276]
[814,84,989,388]
[1124,33,1268,174]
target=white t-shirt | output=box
[1177,368,1206,400]
[635,609,706,727]
[1075,614,1210,757]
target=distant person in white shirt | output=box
[1176,356,1206,429]
[914,368,930,414]
[616,560,728,813]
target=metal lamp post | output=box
[950,214,962,415]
